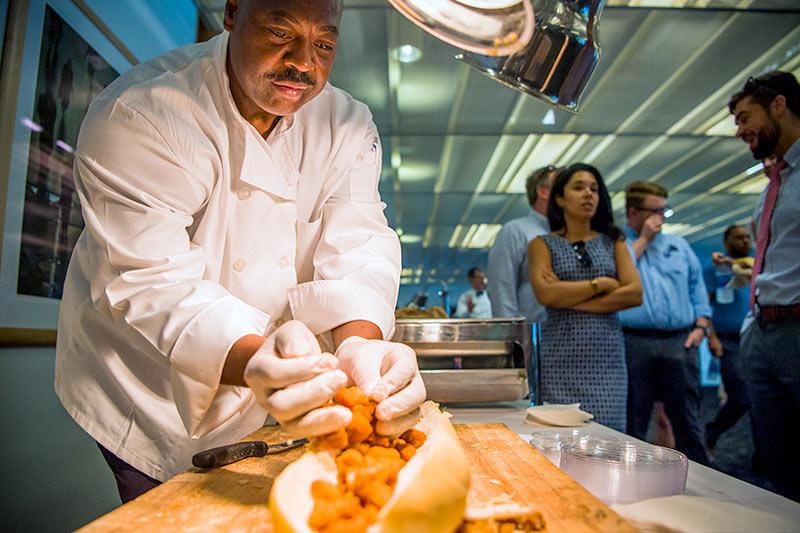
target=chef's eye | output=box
[316,42,334,52]
[269,28,290,39]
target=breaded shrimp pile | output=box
[309,386,426,533]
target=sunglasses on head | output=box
[743,76,782,98]
[572,241,592,268]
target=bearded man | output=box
[729,71,800,501]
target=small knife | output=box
[191,438,308,468]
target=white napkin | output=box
[611,495,798,533]
[524,403,594,427]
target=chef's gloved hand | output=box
[244,320,351,437]
[335,336,426,436]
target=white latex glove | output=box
[335,336,427,436]
[244,320,351,437]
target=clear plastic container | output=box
[528,429,595,467]
[559,438,688,504]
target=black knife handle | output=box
[192,441,267,468]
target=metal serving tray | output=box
[392,318,537,404]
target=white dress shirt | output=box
[55,32,401,480]
[454,288,493,319]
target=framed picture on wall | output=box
[0,0,8,68]
[0,0,132,335]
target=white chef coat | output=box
[454,289,493,319]
[54,32,401,481]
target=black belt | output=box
[622,327,691,339]
[758,303,800,324]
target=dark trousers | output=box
[97,443,161,503]
[741,317,800,502]
[705,332,749,449]
[624,329,709,464]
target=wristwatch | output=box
[590,278,600,295]
[693,323,711,337]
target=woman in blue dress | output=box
[528,164,642,431]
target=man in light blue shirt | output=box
[618,181,712,464]
[730,71,800,502]
[487,165,558,323]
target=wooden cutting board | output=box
[79,423,635,532]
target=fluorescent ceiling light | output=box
[611,191,625,213]
[463,224,502,249]
[662,222,697,236]
[398,161,439,182]
[583,135,616,166]
[541,109,556,125]
[495,135,538,193]
[731,176,768,195]
[400,233,422,243]
[746,162,764,176]
[703,114,737,137]
[20,117,43,132]
[459,224,480,248]
[504,134,576,193]
[394,44,422,63]
[555,134,590,167]
[448,224,466,248]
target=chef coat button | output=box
[278,256,290,270]
[233,259,246,271]
[356,154,363,162]
[238,188,251,200]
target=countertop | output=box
[446,401,800,526]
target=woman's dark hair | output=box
[547,163,623,241]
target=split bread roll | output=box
[269,401,471,533]
[731,256,754,277]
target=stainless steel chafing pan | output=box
[392,318,540,404]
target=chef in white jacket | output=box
[55,0,424,502]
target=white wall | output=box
[0,346,120,531]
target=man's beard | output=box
[751,118,780,160]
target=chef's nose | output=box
[285,38,314,72]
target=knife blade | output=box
[191,438,308,468]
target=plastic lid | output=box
[562,439,688,469]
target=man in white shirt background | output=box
[487,165,558,324]
[55,0,424,503]
[455,267,492,319]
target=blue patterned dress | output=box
[539,234,627,432]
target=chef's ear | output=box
[223,0,240,32]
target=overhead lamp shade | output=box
[456,0,606,112]
[386,0,535,57]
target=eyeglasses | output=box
[572,241,592,268]
[635,204,673,218]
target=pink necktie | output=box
[750,159,788,311]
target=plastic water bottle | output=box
[715,263,734,305]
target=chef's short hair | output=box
[467,267,483,279]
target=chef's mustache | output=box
[266,68,316,87]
